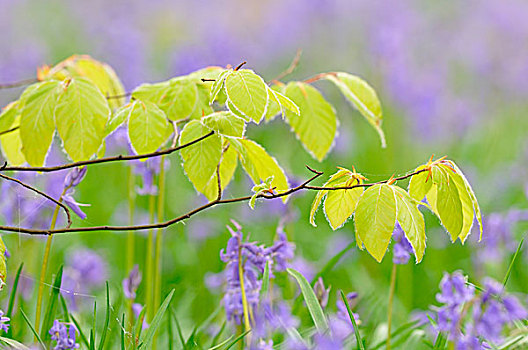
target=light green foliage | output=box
[19,80,61,166]
[284,82,337,161]
[225,69,268,123]
[202,143,238,201]
[179,120,223,193]
[230,138,289,202]
[409,159,483,243]
[310,168,365,230]
[267,85,300,118]
[55,78,111,161]
[393,186,426,262]
[0,115,26,166]
[209,69,231,104]
[202,111,246,138]
[0,236,6,290]
[41,55,126,109]
[249,176,274,209]
[325,72,386,147]
[226,100,251,122]
[0,101,19,133]
[127,100,171,154]
[354,184,397,262]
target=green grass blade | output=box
[59,294,70,322]
[340,290,364,350]
[173,311,186,349]
[70,313,90,348]
[20,308,46,349]
[261,261,270,299]
[97,282,110,350]
[223,330,251,350]
[433,332,447,349]
[0,336,30,349]
[207,335,233,350]
[90,329,96,350]
[92,301,97,347]
[503,237,524,287]
[6,262,23,337]
[134,304,147,347]
[139,289,175,349]
[168,306,174,350]
[287,268,328,332]
[40,265,64,341]
[369,321,421,350]
[121,313,126,350]
[210,321,226,348]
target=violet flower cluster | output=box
[62,167,89,219]
[0,310,9,333]
[219,220,295,325]
[430,271,527,349]
[49,320,79,350]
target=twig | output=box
[303,72,336,84]
[234,61,247,71]
[272,49,302,82]
[106,92,132,100]
[0,131,215,173]
[0,173,72,228]
[0,78,39,90]
[0,126,19,136]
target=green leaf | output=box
[224,69,268,123]
[210,70,231,104]
[0,337,30,349]
[249,176,274,209]
[428,166,463,242]
[202,143,238,201]
[139,289,175,350]
[189,84,214,120]
[230,138,289,201]
[97,282,110,350]
[408,166,432,201]
[0,101,19,133]
[161,78,198,120]
[40,265,64,341]
[339,290,365,350]
[393,186,426,263]
[226,100,251,122]
[354,184,397,262]
[0,115,25,165]
[325,72,386,147]
[55,78,111,161]
[106,104,130,136]
[448,161,483,241]
[284,82,337,161]
[127,100,171,154]
[324,177,364,230]
[287,268,329,332]
[20,308,47,349]
[202,111,246,138]
[132,81,170,104]
[309,169,350,227]
[0,237,6,290]
[443,164,475,243]
[19,80,61,166]
[179,120,222,193]
[267,85,299,117]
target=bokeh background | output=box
[1,0,527,345]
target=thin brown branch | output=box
[0,166,426,236]
[303,72,336,84]
[272,49,302,82]
[106,92,132,100]
[0,131,215,173]
[0,173,72,228]
[234,61,247,71]
[0,126,19,136]
[0,78,39,89]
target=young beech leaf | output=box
[19,80,61,166]
[105,104,131,137]
[324,177,364,230]
[210,70,231,104]
[429,165,463,242]
[226,100,251,122]
[42,55,126,109]
[55,78,110,162]
[267,85,300,119]
[127,100,171,154]
[202,144,238,201]
[324,72,386,148]
[202,111,246,138]
[189,83,214,120]
[224,69,268,123]
[284,82,337,162]
[132,81,170,104]
[354,183,397,262]
[408,165,432,201]
[309,169,350,227]
[160,78,198,120]
[229,138,289,202]
[179,120,222,193]
[0,115,25,165]
[0,101,19,134]
[392,186,426,263]
[249,176,274,209]
[448,161,483,241]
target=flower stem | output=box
[387,263,397,350]
[145,194,156,322]
[126,166,136,329]
[35,189,65,333]
[152,156,166,349]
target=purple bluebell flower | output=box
[49,320,79,349]
[0,310,9,332]
[123,265,141,300]
[62,167,90,219]
[313,333,343,350]
[62,194,88,220]
[63,167,87,189]
[392,222,414,264]
[314,277,330,309]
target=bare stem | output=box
[387,263,397,350]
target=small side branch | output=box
[0,78,39,90]
[272,49,302,82]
